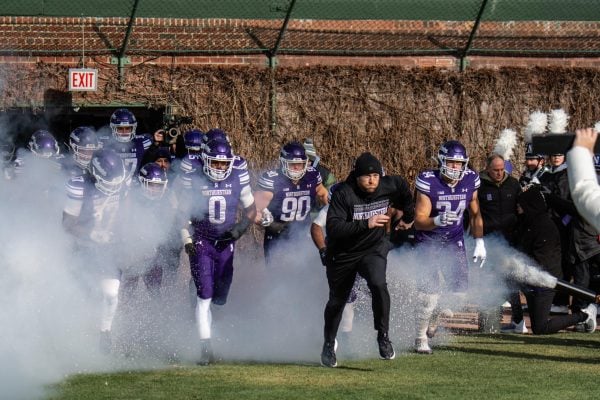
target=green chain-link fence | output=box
[0,0,599,60]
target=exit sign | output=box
[68,68,98,91]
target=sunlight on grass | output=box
[50,333,600,400]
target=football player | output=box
[100,108,151,186]
[118,162,173,300]
[179,138,256,365]
[254,141,328,268]
[62,126,101,178]
[413,140,485,354]
[62,148,127,355]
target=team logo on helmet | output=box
[280,141,308,181]
[28,130,60,158]
[438,140,468,181]
[110,108,137,142]
[90,149,126,195]
[202,138,234,182]
[139,162,168,199]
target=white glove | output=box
[260,208,274,227]
[433,211,459,227]
[473,238,487,268]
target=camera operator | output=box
[141,129,173,167]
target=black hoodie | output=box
[515,187,562,278]
[326,173,414,263]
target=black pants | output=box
[323,252,390,343]
[525,287,586,335]
[572,253,600,312]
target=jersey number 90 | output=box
[280,195,311,222]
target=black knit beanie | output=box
[353,152,383,177]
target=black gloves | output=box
[184,242,197,257]
[319,247,327,266]
[214,217,252,252]
[266,220,289,235]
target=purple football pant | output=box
[189,239,234,305]
[415,237,468,293]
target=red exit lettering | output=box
[72,72,94,88]
[69,69,97,91]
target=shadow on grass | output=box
[440,333,600,364]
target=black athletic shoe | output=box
[320,340,337,368]
[197,339,214,366]
[99,331,112,355]
[377,332,395,360]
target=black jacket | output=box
[478,171,521,240]
[515,188,562,279]
[326,174,414,263]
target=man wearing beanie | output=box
[320,152,414,367]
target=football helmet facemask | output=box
[28,130,60,158]
[138,162,168,199]
[110,108,137,142]
[183,129,204,155]
[202,138,234,182]
[438,140,469,181]
[280,141,308,181]
[69,126,100,168]
[90,149,126,195]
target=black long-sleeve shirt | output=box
[326,174,414,263]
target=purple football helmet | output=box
[109,108,137,142]
[138,162,168,199]
[280,141,308,181]
[202,128,231,147]
[438,140,469,181]
[69,126,100,168]
[89,149,126,195]
[183,129,204,155]
[28,130,60,158]
[202,138,234,181]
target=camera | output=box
[531,133,600,156]
[159,114,193,145]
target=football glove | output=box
[473,238,487,268]
[433,211,459,227]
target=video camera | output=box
[157,105,193,145]
[531,133,600,156]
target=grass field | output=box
[49,332,600,400]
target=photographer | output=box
[568,128,600,232]
[141,129,174,167]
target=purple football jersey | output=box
[415,168,480,243]
[180,159,251,241]
[102,135,151,180]
[64,173,124,244]
[258,166,322,226]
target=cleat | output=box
[377,332,395,360]
[415,338,433,354]
[321,340,337,368]
[99,331,112,355]
[501,319,528,334]
[582,304,597,333]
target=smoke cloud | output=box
[0,121,561,399]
